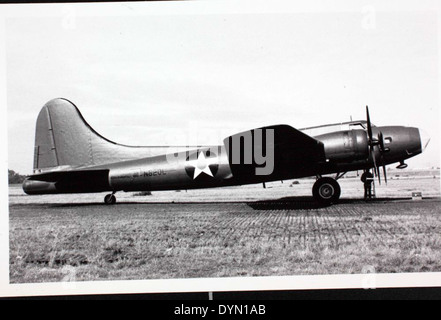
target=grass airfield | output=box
[8,171,441,283]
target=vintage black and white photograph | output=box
[2,0,441,297]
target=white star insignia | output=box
[187,151,218,179]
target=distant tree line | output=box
[8,170,27,184]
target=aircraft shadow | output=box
[246,197,331,210]
[245,196,420,210]
[16,196,433,209]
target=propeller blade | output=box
[378,132,384,152]
[371,145,381,185]
[375,163,381,185]
[366,105,373,142]
[366,105,385,184]
[378,131,390,153]
[377,154,386,185]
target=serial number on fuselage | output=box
[142,169,167,177]
[112,169,167,180]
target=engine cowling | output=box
[315,130,369,162]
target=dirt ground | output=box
[8,175,441,283]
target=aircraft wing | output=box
[223,124,326,181]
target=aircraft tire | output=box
[104,194,116,205]
[313,177,341,205]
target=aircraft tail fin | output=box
[33,98,171,172]
[34,98,99,171]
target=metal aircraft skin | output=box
[22,98,430,205]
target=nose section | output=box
[419,128,431,152]
[376,126,427,162]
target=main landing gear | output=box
[104,192,117,205]
[312,176,341,205]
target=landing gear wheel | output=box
[313,177,341,205]
[104,194,116,205]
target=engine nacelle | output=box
[315,130,369,162]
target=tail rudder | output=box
[33,98,154,173]
[34,98,96,172]
[33,98,197,173]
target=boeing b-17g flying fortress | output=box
[23,98,430,205]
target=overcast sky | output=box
[3,1,440,174]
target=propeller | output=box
[378,131,390,184]
[366,106,389,185]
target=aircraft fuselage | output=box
[23,125,427,195]
[21,99,430,204]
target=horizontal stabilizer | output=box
[25,169,110,194]
[28,169,109,182]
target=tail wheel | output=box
[313,177,341,205]
[104,194,116,205]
